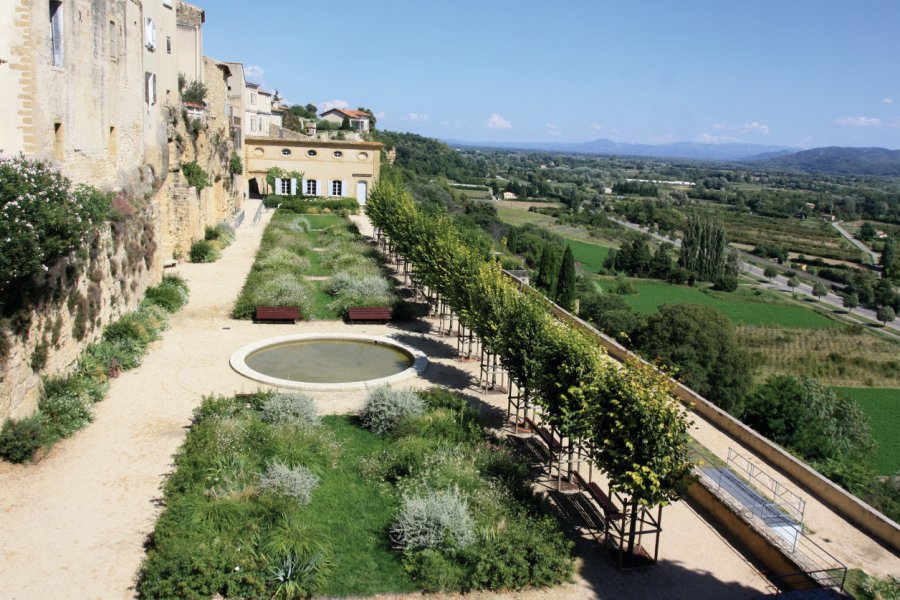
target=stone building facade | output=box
[245,135,382,205]
[0,0,241,421]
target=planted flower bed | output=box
[137,387,575,598]
[231,213,398,320]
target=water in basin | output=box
[244,339,414,384]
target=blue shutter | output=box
[290,178,297,196]
[274,177,282,195]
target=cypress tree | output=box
[535,244,553,292]
[556,245,576,310]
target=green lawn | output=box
[567,239,611,272]
[834,387,900,476]
[313,416,417,596]
[595,277,840,328]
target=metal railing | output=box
[691,445,846,591]
[727,448,806,527]
[251,201,265,227]
[232,208,245,229]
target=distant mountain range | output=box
[443,138,900,175]
[444,137,793,161]
[747,146,900,176]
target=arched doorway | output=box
[248,178,261,199]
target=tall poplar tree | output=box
[556,245,576,310]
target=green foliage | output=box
[579,290,645,343]
[182,162,209,190]
[181,80,208,105]
[741,376,876,490]
[555,245,576,309]
[359,386,426,435]
[636,304,752,413]
[189,239,220,263]
[144,274,190,312]
[877,305,896,325]
[0,414,47,462]
[229,152,243,175]
[763,265,779,278]
[264,196,359,215]
[679,213,727,281]
[0,156,110,294]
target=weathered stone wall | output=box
[0,205,162,420]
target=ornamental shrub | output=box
[189,239,219,263]
[182,162,209,190]
[228,152,243,175]
[0,415,47,463]
[260,392,320,427]
[181,80,207,105]
[144,274,189,312]
[258,461,319,504]
[359,386,425,434]
[390,487,476,551]
[0,156,109,292]
[38,390,93,440]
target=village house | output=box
[319,107,373,132]
[243,82,282,139]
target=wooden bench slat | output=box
[255,306,301,323]
[347,306,392,323]
[574,471,623,518]
[523,417,564,453]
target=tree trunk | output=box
[626,498,639,556]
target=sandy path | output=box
[0,207,776,599]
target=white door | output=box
[357,180,368,205]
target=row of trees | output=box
[367,178,694,555]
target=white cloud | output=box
[486,113,512,129]
[590,123,604,131]
[883,98,894,104]
[245,65,265,85]
[375,111,386,119]
[835,116,884,127]
[742,121,770,134]
[318,99,349,111]
[697,132,738,144]
[713,123,733,130]
[407,112,429,122]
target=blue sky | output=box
[203,1,900,149]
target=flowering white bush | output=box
[258,461,319,504]
[0,156,109,289]
[390,487,476,551]
[261,392,320,427]
[359,386,425,434]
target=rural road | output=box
[831,220,880,264]
[610,217,900,335]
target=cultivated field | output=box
[567,239,611,272]
[737,325,900,387]
[694,203,864,264]
[596,278,840,328]
[496,205,555,226]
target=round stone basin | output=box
[230,334,428,391]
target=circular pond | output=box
[230,334,428,390]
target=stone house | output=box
[320,108,372,132]
[245,135,382,205]
[242,82,282,139]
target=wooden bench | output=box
[574,471,623,520]
[347,306,392,323]
[524,417,564,453]
[254,306,301,323]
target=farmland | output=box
[594,277,840,328]
[835,387,900,475]
[692,202,864,264]
[737,325,900,388]
[567,239,611,272]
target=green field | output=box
[496,205,555,226]
[595,277,840,328]
[567,239,611,272]
[835,387,900,475]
